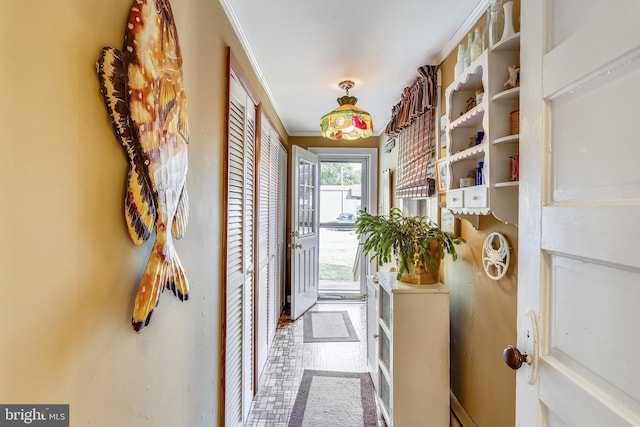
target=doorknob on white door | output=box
[503,307,539,384]
[503,345,531,370]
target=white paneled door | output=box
[290,145,319,320]
[516,1,640,425]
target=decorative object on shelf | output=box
[468,132,484,148]
[482,232,511,280]
[470,28,483,62]
[510,109,520,134]
[461,96,477,116]
[501,1,516,42]
[476,161,484,185]
[483,1,503,49]
[356,208,465,284]
[504,64,520,88]
[454,44,465,79]
[510,154,519,181]
[436,158,449,193]
[96,0,191,333]
[463,32,473,68]
[460,177,475,188]
[320,80,373,140]
[475,89,484,104]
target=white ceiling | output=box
[220,0,489,137]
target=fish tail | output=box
[131,241,190,333]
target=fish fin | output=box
[97,47,157,244]
[178,93,190,144]
[96,47,135,156]
[132,241,189,333]
[125,166,157,245]
[159,77,177,124]
[172,186,189,240]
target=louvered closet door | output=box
[267,134,277,345]
[257,120,286,378]
[256,120,288,379]
[225,73,255,427]
[276,144,287,322]
[256,118,271,376]
[267,133,280,347]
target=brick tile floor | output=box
[245,301,386,427]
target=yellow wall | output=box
[0,0,284,425]
[290,135,381,150]
[379,2,520,425]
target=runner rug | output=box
[288,370,377,427]
[302,310,359,343]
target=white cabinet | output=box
[445,33,520,226]
[366,275,379,391]
[375,272,450,427]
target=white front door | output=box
[516,1,640,425]
[290,145,319,320]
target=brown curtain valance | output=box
[384,65,437,137]
[388,65,438,199]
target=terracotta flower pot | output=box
[398,240,441,284]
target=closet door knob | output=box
[503,345,531,370]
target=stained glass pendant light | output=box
[320,80,373,140]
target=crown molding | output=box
[218,0,292,135]
[430,0,491,65]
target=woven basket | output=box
[510,110,520,135]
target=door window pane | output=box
[298,159,316,236]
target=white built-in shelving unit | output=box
[445,33,521,227]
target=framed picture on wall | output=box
[439,115,447,148]
[380,169,391,216]
[436,158,449,193]
[440,207,459,236]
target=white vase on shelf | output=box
[470,28,483,62]
[501,1,515,41]
[484,1,503,49]
[454,44,465,79]
[463,32,473,69]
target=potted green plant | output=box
[355,207,465,284]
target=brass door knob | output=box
[503,345,531,370]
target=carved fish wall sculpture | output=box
[96,0,190,333]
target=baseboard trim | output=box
[450,390,478,427]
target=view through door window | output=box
[318,161,362,294]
